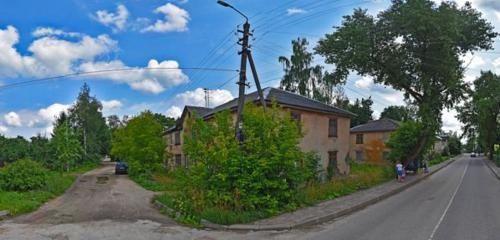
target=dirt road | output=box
[13,164,174,225]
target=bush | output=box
[0,159,49,191]
[180,103,317,214]
[386,121,431,163]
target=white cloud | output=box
[4,112,22,127]
[0,26,116,78]
[287,8,307,15]
[101,100,122,110]
[175,88,233,107]
[442,108,462,134]
[94,4,129,32]
[493,57,500,69]
[461,53,486,69]
[354,76,374,89]
[142,3,190,33]
[166,106,182,118]
[38,103,71,123]
[163,88,234,118]
[0,25,189,94]
[0,125,8,133]
[32,27,81,38]
[79,59,189,94]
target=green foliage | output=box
[0,159,49,191]
[386,121,430,163]
[347,97,373,127]
[380,105,417,122]
[111,111,165,177]
[152,113,176,129]
[0,135,30,166]
[316,0,497,165]
[68,83,111,163]
[447,133,462,156]
[50,120,82,172]
[457,71,500,160]
[428,155,449,166]
[180,103,317,214]
[29,134,52,166]
[279,38,339,104]
[0,166,92,216]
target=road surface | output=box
[295,155,500,240]
[1,155,499,239]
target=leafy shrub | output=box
[386,121,432,163]
[180,103,317,214]
[0,159,49,191]
[111,111,165,177]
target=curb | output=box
[482,157,500,181]
[203,156,458,231]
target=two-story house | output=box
[349,118,400,164]
[164,87,356,175]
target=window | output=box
[356,151,363,161]
[328,118,338,137]
[174,132,181,145]
[291,111,301,131]
[175,154,182,166]
[327,151,338,177]
[356,134,364,144]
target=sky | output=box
[0,0,499,138]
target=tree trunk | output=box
[404,130,430,167]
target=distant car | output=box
[471,153,476,157]
[115,161,128,175]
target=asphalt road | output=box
[2,155,500,240]
[298,155,500,240]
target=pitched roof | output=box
[203,87,356,118]
[350,118,400,133]
[185,106,212,116]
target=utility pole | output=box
[204,88,210,108]
[218,0,266,141]
[235,21,250,140]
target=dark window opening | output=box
[175,154,182,166]
[174,132,181,145]
[356,134,364,144]
[328,118,338,137]
[327,151,338,178]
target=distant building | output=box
[349,118,400,164]
[164,87,355,175]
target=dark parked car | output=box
[115,161,128,175]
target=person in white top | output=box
[396,161,404,182]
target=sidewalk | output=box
[482,156,500,180]
[202,155,462,231]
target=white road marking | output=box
[428,158,469,240]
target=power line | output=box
[0,67,238,91]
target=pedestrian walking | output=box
[396,161,404,182]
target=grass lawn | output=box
[153,162,394,226]
[0,163,97,216]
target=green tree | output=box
[447,132,462,156]
[316,0,497,165]
[152,113,176,129]
[68,83,111,163]
[457,71,500,160]
[386,121,431,163]
[348,97,374,127]
[380,105,416,121]
[107,115,122,131]
[0,135,30,166]
[111,111,165,177]
[29,134,52,166]
[279,38,338,104]
[51,120,82,172]
[181,103,317,212]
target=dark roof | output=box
[185,106,212,116]
[350,118,400,133]
[165,106,212,134]
[203,87,356,118]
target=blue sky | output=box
[0,0,499,138]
